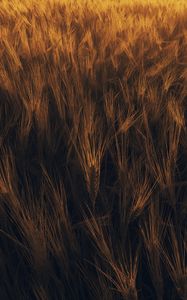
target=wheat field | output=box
[0,0,187,299]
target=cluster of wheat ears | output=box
[0,0,187,299]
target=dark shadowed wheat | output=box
[0,0,187,299]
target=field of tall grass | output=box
[0,0,187,299]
